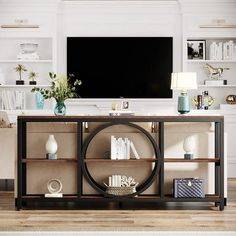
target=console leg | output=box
[219,200,224,211]
[224,198,227,206]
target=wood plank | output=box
[0,179,235,231]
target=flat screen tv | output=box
[67,37,173,98]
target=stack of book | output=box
[110,136,140,160]
[210,40,236,60]
[1,90,25,110]
[107,175,136,187]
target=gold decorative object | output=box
[204,63,229,79]
[192,95,215,108]
[226,95,236,104]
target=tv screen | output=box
[67,37,173,98]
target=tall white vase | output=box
[46,135,58,154]
[183,136,195,160]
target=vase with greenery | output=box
[28,71,38,85]
[31,72,82,115]
[14,64,27,85]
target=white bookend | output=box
[130,141,140,159]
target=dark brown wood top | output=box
[17,114,224,123]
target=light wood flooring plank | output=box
[0,180,235,231]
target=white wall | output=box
[57,1,182,113]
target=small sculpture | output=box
[45,179,63,198]
[226,95,236,104]
[192,95,215,109]
[204,63,229,79]
[45,134,58,160]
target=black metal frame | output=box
[16,115,225,211]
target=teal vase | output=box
[35,92,44,110]
[54,100,66,116]
[178,92,190,114]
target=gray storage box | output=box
[173,178,205,198]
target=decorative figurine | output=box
[204,63,229,79]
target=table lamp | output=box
[171,72,197,114]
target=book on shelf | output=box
[204,79,227,86]
[110,136,140,160]
[209,40,236,60]
[1,90,25,110]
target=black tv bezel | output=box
[67,36,173,99]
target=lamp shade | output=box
[171,72,197,91]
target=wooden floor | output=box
[0,179,236,231]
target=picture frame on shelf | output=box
[121,100,130,110]
[187,40,206,60]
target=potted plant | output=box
[28,71,38,85]
[14,64,27,85]
[31,72,82,115]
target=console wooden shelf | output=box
[22,158,77,163]
[164,158,220,163]
[84,158,157,163]
[16,115,225,211]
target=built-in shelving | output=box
[187,60,236,63]
[198,85,236,88]
[0,85,50,88]
[0,60,52,63]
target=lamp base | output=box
[178,93,190,114]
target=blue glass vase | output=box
[35,92,44,110]
[54,100,66,116]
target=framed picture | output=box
[187,40,206,60]
[121,100,130,110]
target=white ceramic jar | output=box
[45,135,58,154]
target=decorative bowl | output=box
[20,43,38,54]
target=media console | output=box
[16,115,225,210]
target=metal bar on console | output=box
[220,118,224,210]
[158,122,164,198]
[17,118,23,210]
[77,122,83,197]
[215,122,220,197]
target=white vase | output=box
[45,135,58,154]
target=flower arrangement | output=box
[31,72,82,103]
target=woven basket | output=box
[106,186,137,196]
